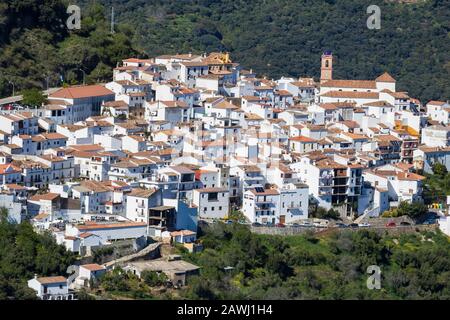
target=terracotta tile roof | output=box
[397,172,425,181]
[427,100,446,106]
[341,132,368,140]
[104,100,128,108]
[50,85,114,99]
[362,100,394,107]
[321,79,377,89]
[5,183,26,190]
[170,165,194,174]
[0,164,21,174]
[315,159,347,169]
[33,213,50,220]
[250,188,280,196]
[128,188,158,198]
[29,193,60,202]
[78,232,95,238]
[321,91,379,99]
[36,276,67,284]
[380,89,409,99]
[180,61,208,67]
[41,133,68,140]
[81,263,105,271]
[76,221,147,230]
[170,230,196,237]
[375,72,396,83]
[289,136,317,143]
[214,100,239,109]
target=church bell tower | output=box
[320,51,333,84]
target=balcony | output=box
[333,177,349,186]
[332,187,348,195]
[256,198,274,204]
[319,189,332,196]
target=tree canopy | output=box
[0,208,75,299]
[1,0,449,103]
[92,0,449,103]
[178,223,450,300]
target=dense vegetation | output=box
[0,0,141,97]
[0,209,75,299]
[1,0,449,103]
[382,201,428,218]
[93,0,449,103]
[423,164,450,205]
[178,223,450,299]
[91,222,450,300]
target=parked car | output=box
[225,220,233,224]
[386,222,396,227]
[349,223,359,228]
[275,223,286,228]
[299,221,313,227]
[252,222,262,227]
[291,223,300,227]
[358,223,371,227]
[400,221,411,226]
[335,222,347,228]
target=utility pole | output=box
[111,7,115,34]
[78,68,86,85]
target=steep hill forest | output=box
[178,223,450,300]
[0,0,141,97]
[0,0,449,103]
[90,222,450,300]
[0,209,75,299]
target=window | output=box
[207,192,218,201]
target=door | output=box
[280,215,285,224]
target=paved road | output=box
[0,87,61,106]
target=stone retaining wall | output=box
[250,224,437,236]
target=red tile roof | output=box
[375,72,396,83]
[36,276,67,284]
[50,85,114,99]
[81,263,105,271]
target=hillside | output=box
[88,223,450,300]
[0,0,142,98]
[0,0,449,103]
[89,0,450,103]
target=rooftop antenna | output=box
[111,7,115,34]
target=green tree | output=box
[396,201,428,219]
[141,270,168,287]
[432,162,448,177]
[21,88,47,107]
